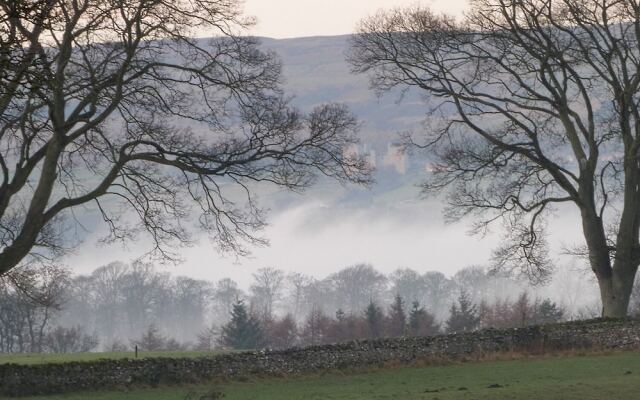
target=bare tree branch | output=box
[349,0,640,316]
[0,0,372,276]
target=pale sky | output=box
[243,0,469,38]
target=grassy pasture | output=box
[0,350,227,365]
[15,351,640,400]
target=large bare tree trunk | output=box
[579,208,635,317]
[350,1,640,320]
[598,162,640,317]
[598,267,636,318]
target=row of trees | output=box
[2,260,637,354]
[57,262,497,348]
[56,261,563,348]
[217,291,565,350]
[4,0,640,320]
[217,297,439,350]
[61,262,213,344]
[0,266,69,353]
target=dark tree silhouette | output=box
[533,299,565,325]
[446,291,480,333]
[408,301,439,337]
[350,0,640,317]
[0,0,371,276]
[386,294,407,337]
[219,300,263,350]
[364,300,384,339]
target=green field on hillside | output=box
[16,352,640,400]
[0,350,228,365]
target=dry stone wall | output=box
[2,318,640,397]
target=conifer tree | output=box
[220,300,264,350]
[387,294,407,337]
[533,299,565,325]
[446,291,480,334]
[365,301,384,339]
[408,301,439,337]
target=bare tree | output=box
[0,0,371,276]
[168,276,212,342]
[350,1,640,316]
[212,278,243,319]
[328,264,387,313]
[120,261,170,337]
[301,278,334,315]
[45,325,98,353]
[131,324,166,352]
[0,265,69,352]
[195,323,219,351]
[300,305,330,346]
[389,268,425,304]
[250,267,285,319]
[453,266,492,302]
[422,271,455,320]
[264,313,297,349]
[57,261,222,348]
[87,262,129,341]
[286,272,312,319]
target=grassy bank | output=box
[16,351,640,400]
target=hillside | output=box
[64,35,585,288]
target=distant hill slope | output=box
[261,36,428,176]
[67,35,588,287]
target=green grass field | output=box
[0,350,227,365]
[15,352,640,400]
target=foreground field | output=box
[0,351,227,365]
[17,352,640,400]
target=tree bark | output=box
[0,137,61,276]
[598,267,636,318]
[596,153,640,317]
[579,207,639,317]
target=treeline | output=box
[0,261,630,354]
[0,266,80,354]
[213,291,565,350]
[214,296,439,350]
